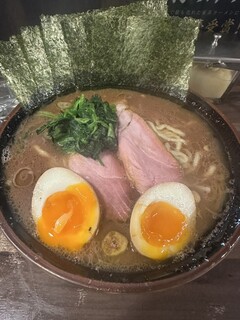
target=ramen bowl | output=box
[0,90,240,293]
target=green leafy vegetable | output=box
[37,95,118,159]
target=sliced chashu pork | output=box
[68,151,134,222]
[117,104,183,193]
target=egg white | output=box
[130,182,196,260]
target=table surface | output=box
[0,89,240,320]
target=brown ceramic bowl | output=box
[0,91,240,293]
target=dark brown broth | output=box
[4,89,229,272]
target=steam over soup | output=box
[3,89,230,272]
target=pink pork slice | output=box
[68,151,133,222]
[117,104,183,194]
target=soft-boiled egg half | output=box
[130,182,196,260]
[32,167,100,252]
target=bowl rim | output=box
[0,92,240,293]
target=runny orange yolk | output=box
[141,201,187,246]
[37,183,98,251]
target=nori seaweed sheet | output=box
[0,36,38,107]
[62,0,167,88]
[60,13,92,89]
[105,0,167,17]
[85,11,126,87]
[61,9,125,89]
[85,0,168,87]
[0,0,200,104]
[40,14,75,95]
[123,15,200,95]
[19,26,55,102]
[139,0,167,14]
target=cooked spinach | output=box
[37,95,118,159]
